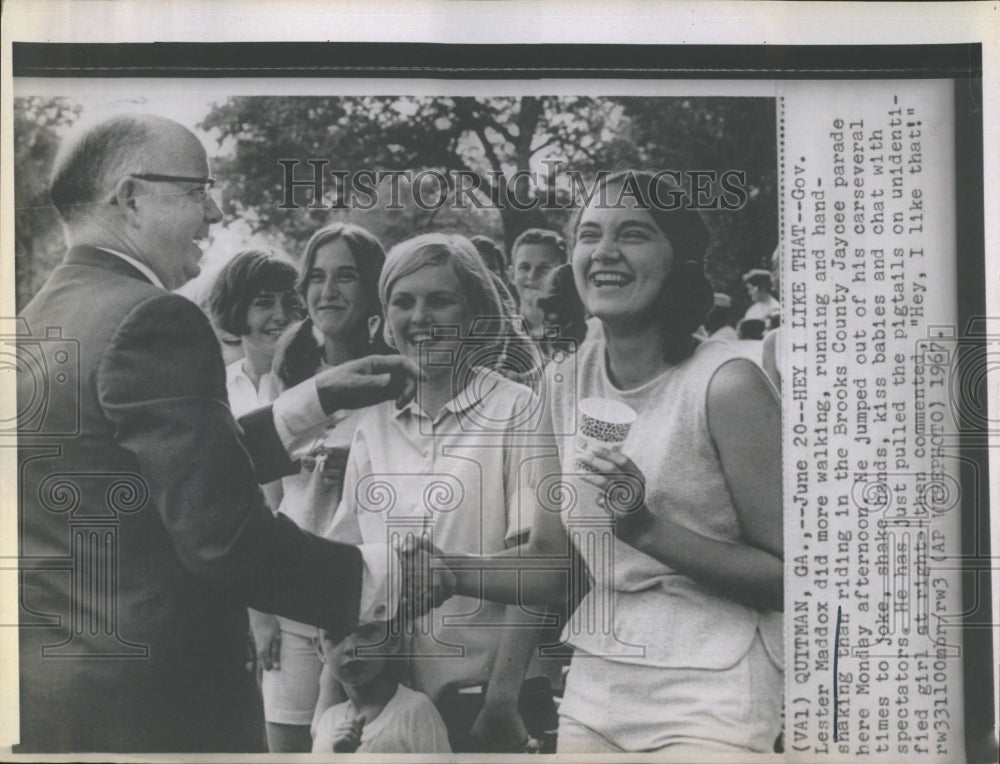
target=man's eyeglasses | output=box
[112,173,221,207]
[131,173,217,186]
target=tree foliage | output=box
[200,95,776,299]
[15,94,777,307]
[14,96,82,309]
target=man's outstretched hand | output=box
[314,355,423,414]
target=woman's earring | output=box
[368,315,381,342]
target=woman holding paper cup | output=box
[451,169,783,753]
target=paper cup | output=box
[574,397,637,471]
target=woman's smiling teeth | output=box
[589,271,633,287]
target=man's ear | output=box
[111,176,140,214]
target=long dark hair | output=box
[277,223,390,388]
[569,169,712,364]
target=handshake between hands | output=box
[395,534,457,621]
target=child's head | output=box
[508,229,567,303]
[317,621,402,688]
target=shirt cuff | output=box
[358,543,400,624]
[272,378,328,458]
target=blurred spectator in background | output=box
[738,318,765,341]
[507,229,567,341]
[741,268,780,324]
[735,318,766,364]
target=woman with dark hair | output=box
[469,234,508,280]
[207,249,301,416]
[451,170,783,753]
[276,223,390,389]
[250,222,389,753]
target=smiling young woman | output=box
[453,169,784,754]
[250,223,389,754]
[207,249,301,413]
[320,233,551,753]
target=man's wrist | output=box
[315,378,339,416]
[272,378,328,453]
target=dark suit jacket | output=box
[16,246,366,752]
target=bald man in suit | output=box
[15,114,442,752]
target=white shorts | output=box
[557,630,782,753]
[260,629,323,726]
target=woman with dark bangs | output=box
[451,170,783,753]
[248,222,389,753]
[207,249,302,417]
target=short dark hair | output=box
[49,115,155,223]
[510,229,568,264]
[743,271,773,291]
[569,169,712,363]
[738,319,766,340]
[469,235,507,275]
[208,250,299,336]
[537,263,587,345]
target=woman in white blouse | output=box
[208,249,301,417]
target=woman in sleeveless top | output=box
[452,170,783,753]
